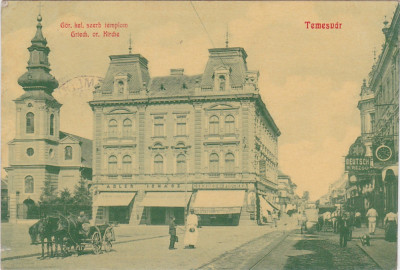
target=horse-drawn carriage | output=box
[29,214,115,258]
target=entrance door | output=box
[22,199,37,219]
[173,207,184,225]
[109,206,129,224]
[150,207,166,225]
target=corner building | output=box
[90,47,280,225]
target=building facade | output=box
[346,5,399,222]
[90,47,280,225]
[277,170,297,214]
[5,15,92,222]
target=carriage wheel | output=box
[91,232,102,254]
[104,241,112,252]
[103,226,115,252]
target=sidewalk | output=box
[351,226,397,270]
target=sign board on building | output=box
[345,157,372,171]
[192,183,248,190]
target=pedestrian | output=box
[338,213,350,247]
[355,211,361,228]
[384,210,397,242]
[272,210,278,228]
[300,211,308,234]
[366,206,378,235]
[331,211,338,233]
[169,216,177,250]
[184,209,199,248]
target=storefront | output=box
[382,165,398,212]
[258,195,278,224]
[140,192,192,225]
[93,192,136,224]
[191,190,245,226]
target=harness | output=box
[58,214,80,246]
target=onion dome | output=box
[18,14,59,94]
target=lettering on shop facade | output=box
[96,183,185,191]
[193,183,248,190]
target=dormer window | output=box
[219,75,226,91]
[113,73,130,94]
[160,84,166,91]
[118,81,124,94]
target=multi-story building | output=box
[90,46,280,225]
[277,170,297,213]
[346,4,399,221]
[5,15,92,222]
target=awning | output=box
[140,192,192,207]
[192,190,245,214]
[262,196,279,210]
[259,195,273,213]
[382,165,398,181]
[93,192,135,207]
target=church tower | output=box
[7,14,62,222]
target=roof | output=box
[147,74,202,97]
[14,90,61,105]
[1,178,8,190]
[59,131,92,168]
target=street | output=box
[1,215,389,270]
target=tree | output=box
[59,188,74,204]
[73,177,92,205]
[40,177,57,204]
[302,191,310,201]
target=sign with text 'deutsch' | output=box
[345,157,371,171]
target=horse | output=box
[56,214,81,255]
[28,216,59,258]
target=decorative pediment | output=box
[108,108,131,114]
[148,142,168,150]
[206,104,238,111]
[59,136,80,144]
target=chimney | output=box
[170,68,184,76]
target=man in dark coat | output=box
[169,216,177,250]
[338,213,350,247]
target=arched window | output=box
[219,75,226,91]
[50,114,54,135]
[65,146,72,160]
[209,116,219,135]
[225,153,235,173]
[24,176,34,193]
[122,155,132,174]
[108,155,118,175]
[26,112,34,133]
[225,115,235,134]
[209,153,219,173]
[123,119,132,137]
[176,154,186,174]
[154,155,164,174]
[108,119,118,137]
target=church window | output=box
[24,176,34,194]
[50,114,54,135]
[65,146,73,160]
[26,148,34,157]
[26,112,34,134]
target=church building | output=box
[5,15,92,222]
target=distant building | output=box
[5,15,92,222]
[90,45,281,225]
[277,170,297,213]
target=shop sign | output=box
[345,157,371,171]
[192,183,248,190]
[194,207,241,214]
[95,183,187,191]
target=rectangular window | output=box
[259,160,266,176]
[154,116,164,137]
[176,115,186,136]
[370,113,375,133]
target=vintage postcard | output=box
[1,1,399,269]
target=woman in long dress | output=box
[184,209,199,248]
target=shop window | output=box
[65,146,73,160]
[209,116,219,135]
[108,155,118,175]
[154,154,164,174]
[26,112,34,134]
[24,176,34,193]
[176,154,186,174]
[225,115,235,134]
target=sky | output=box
[1,1,398,200]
